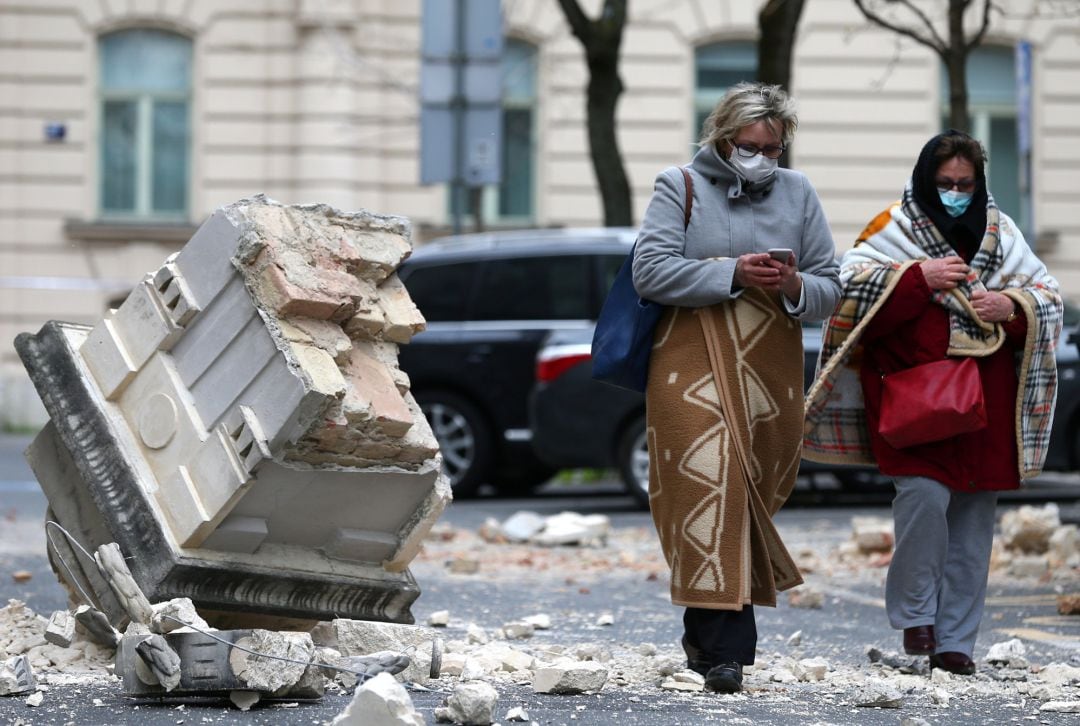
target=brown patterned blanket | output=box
[645,288,804,609]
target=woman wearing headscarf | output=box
[632,82,841,693]
[804,130,1062,675]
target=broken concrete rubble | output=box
[532,660,608,694]
[16,195,450,625]
[329,619,442,685]
[434,681,498,725]
[331,671,424,726]
[1000,503,1061,553]
[0,655,35,696]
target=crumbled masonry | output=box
[15,195,450,624]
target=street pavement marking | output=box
[992,627,1080,651]
[985,594,1059,607]
[1020,615,1080,628]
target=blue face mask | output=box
[939,189,973,217]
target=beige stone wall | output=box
[1,0,1078,425]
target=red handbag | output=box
[878,357,987,449]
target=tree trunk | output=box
[757,0,806,168]
[944,0,970,131]
[586,49,632,227]
[757,0,805,90]
[556,0,633,227]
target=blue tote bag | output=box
[591,168,693,392]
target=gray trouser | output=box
[886,476,998,657]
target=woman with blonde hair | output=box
[632,82,840,692]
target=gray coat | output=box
[632,145,841,321]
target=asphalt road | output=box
[2,433,1080,725]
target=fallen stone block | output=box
[44,610,76,648]
[521,614,551,630]
[660,669,704,692]
[1000,503,1060,553]
[333,652,412,692]
[985,638,1028,668]
[1035,663,1080,687]
[116,630,252,696]
[466,623,489,645]
[428,610,450,627]
[229,629,313,693]
[530,512,610,546]
[1008,554,1050,579]
[151,597,209,634]
[0,655,35,696]
[1040,701,1080,713]
[500,511,546,541]
[136,634,182,691]
[854,681,903,708]
[435,681,499,725]
[229,690,260,711]
[1058,593,1080,615]
[17,196,450,625]
[95,542,155,626]
[505,706,530,722]
[787,586,824,609]
[73,605,120,649]
[1049,525,1079,566]
[333,619,442,685]
[532,661,608,694]
[795,657,828,682]
[500,621,534,640]
[331,671,424,726]
[25,690,44,707]
[851,516,894,553]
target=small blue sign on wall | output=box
[44,122,66,142]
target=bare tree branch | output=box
[556,0,591,43]
[966,0,996,51]
[853,0,948,54]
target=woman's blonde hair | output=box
[698,82,798,149]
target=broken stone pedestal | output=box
[17,196,450,625]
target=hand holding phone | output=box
[768,248,794,265]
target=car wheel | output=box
[617,416,651,509]
[416,390,492,498]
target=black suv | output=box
[397,228,636,496]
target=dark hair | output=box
[932,132,987,172]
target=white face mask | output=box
[727,150,778,184]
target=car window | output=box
[596,253,627,307]
[473,255,591,321]
[400,262,478,322]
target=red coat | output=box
[858,265,1029,491]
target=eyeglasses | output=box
[732,143,786,160]
[935,177,976,193]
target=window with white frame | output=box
[99,29,192,220]
[448,38,537,224]
[497,38,537,220]
[941,45,1025,231]
[694,41,756,140]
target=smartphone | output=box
[768,248,794,263]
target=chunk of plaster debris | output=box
[230,690,261,711]
[44,610,76,647]
[331,671,423,726]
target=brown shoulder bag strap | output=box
[679,167,693,232]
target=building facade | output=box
[2,0,1079,425]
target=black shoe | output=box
[681,636,710,676]
[704,662,743,693]
[929,651,976,676]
